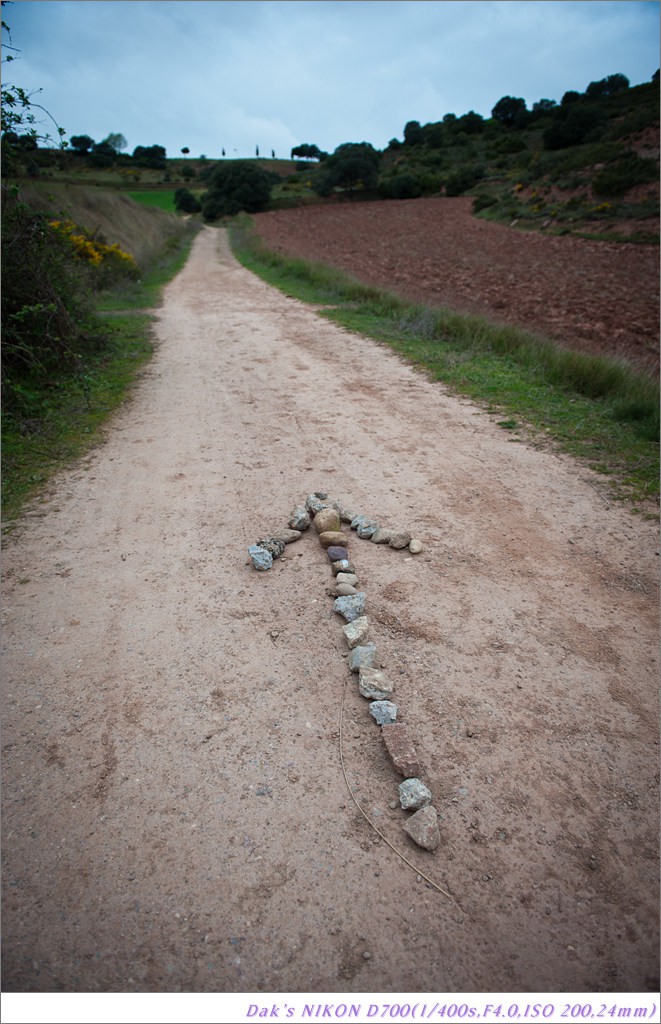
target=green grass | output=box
[2,226,199,527]
[229,215,659,511]
[127,189,178,213]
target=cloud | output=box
[5,1,659,158]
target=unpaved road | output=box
[2,227,659,996]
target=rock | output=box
[371,527,392,544]
[305,493,331,515]
[334,583,358,597]
[248,545,273,571]
[399,778,432,810]
[402,805,440,851]
[326,545,349,562]
[409,539,423,554]
[313,507,341,534]
[288,506,311,531]
[343,615,370,649]
[335,572,359,587]
[389,531,412,550]
[333,502,356,523]
[272,529,302,545]
[350,514,370,531]
[331,559,354,576]
[333,593,366,622]
[369,700,398,725]
[348,644,377,673]
[358,667,394,700]
[256,536,285,560]
[357,520,379,539]
[318,531,348,549]
[381,723,421,777]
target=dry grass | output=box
[16,182,189,269]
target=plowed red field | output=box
[253,197,659,374]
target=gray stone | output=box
[318,531,348,549]
[350,514,371,531]
[248,545,273,571]
[331,560,354,576]
[333,593,366,622]
[358,667,394,700]
[342,616,369,649]
[348,644,378,673]
[335,572,359,587]
[313,507,341,534]
[357,520,379,539]
[256,536,285,560]
[369,700,398,725]
[408,538,423,554]
[288,506,311,531]
[333,583,358,597]
[389,531,412,550]
[272,529,302,545]
[333,502,356,523]
[327,545,349,562]
[305,493,331,515]
[381,724,421,777]
[402,805,440,851]
[370,527,392,544]
[399,778,432,810]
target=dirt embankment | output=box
[1,227,658,996]
[253,197,659,374]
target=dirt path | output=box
[2,227,659,996]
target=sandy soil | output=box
[1,227,659,997]
[253,197,660,374]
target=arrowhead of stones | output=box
[402,805,440,851]
[319,531,349,549]
[313,507,341,534]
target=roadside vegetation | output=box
[229,216,659,512]
[1,180,198,525]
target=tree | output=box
[69,134,95,154]
[201,160,274,220]
[491,96,527,127]
[455,110,485,134]
[102,132,127,153]
[403,120,424,146]
[181,146,190,155]
[586,73,629,99]
[313,142,380,199]
[174,187,201,213]
[291,143,322,160]
[132,144,166,168]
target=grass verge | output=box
[229,214,659,512]
[2,226,199,528]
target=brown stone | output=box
[381,723,421,777]
[402,805,440,851]
[313,507,341,534]
[319,531,349,549]
[389,530,412,550]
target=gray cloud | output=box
[5,1,659,158]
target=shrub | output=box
[174,187,201,213]
[202,161,274,220]
[592,154,659,197]
[386,173,423,199]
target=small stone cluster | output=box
[248,491,440,853]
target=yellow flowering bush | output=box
[49,219,139,284]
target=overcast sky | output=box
[4,0,660,159]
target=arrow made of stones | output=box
[248,491,448,868]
